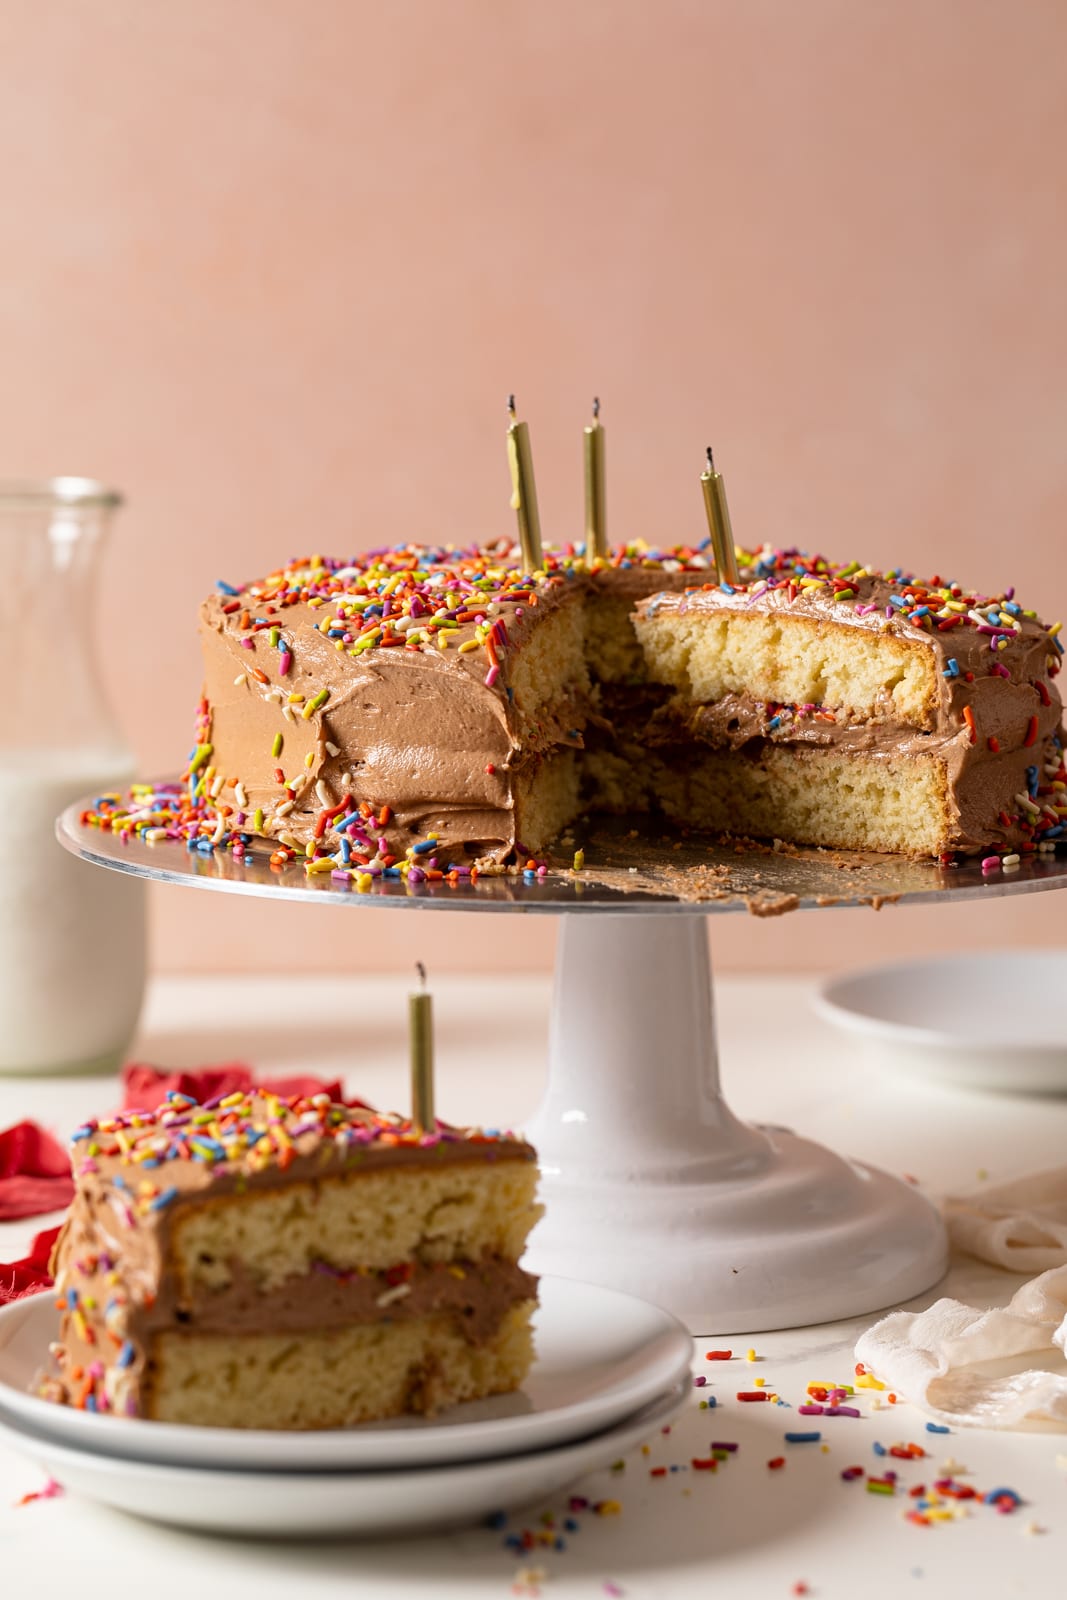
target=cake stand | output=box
[57,799,1067,1334]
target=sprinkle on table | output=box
[14,1477,64,1508]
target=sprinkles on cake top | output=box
[77,536,1066,871]
[70,1088,531,1197]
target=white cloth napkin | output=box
[856,1167,1067,1429]
[856,1265,1067,1428]
[944,1164,1067,1275]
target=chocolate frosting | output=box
[197,543,710,862]
[156,1256,537,1344]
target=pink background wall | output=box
[3,1,1065,973]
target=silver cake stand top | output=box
[56,793,1067,915]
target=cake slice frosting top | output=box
[69,1089,536,1209]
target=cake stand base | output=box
[524,914,948,1334]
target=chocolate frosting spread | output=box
[160,1256,537,1344]
[197,542,710,862]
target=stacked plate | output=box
[0,1277,693,1537]
[815,951,1067,1094]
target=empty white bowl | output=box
[814,951,1067,1094]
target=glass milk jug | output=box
[0,480,146,1073]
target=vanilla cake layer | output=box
[147,1302,535,1428]
[635,609,939,726]
[173,1160,541,1294]
[38,1093,542,1427]
[670,745,952,855]
[582,594,652,685]
[514,749,581,854]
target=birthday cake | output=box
[189,542,1065,867]
[37,1091,541,1428]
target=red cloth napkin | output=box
[121,1061,359,1110]
[0,1122,75,1222]
[0,1225,60,1304]
[0,1066,365,1305]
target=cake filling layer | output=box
[161,1256,538,1344]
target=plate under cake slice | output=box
[633,547,1065,856]
[38,1091,542,1429]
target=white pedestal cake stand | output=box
[58,798,1067,1334]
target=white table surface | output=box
[1,971,1064,1600]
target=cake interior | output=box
[147,1160,541,1427]
[635,607,939,727]
[511,586,1064,860]
[515,605,951,855]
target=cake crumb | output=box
[511,1564,546,1595]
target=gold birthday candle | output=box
[700,446,741,586]
[408,961,436,1133]
[584,396,607,559]
[506,395,544,573]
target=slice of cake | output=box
[633,548,1065,857]
[37,1091,541,1429]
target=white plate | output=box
[0,1276,693,1469]
[0,1378,689,1538]
[815,951,1067,1094]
